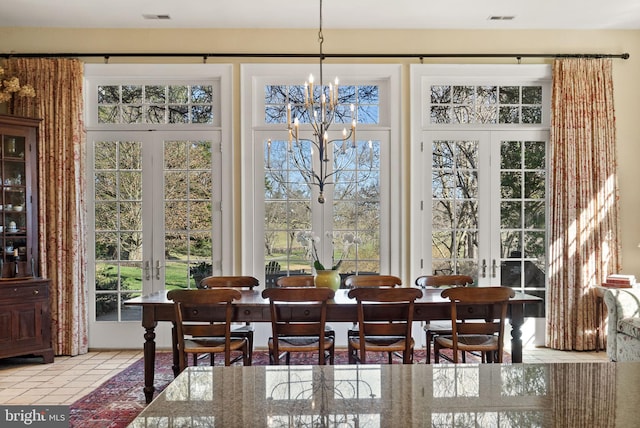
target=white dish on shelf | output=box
[6,228,18,233]
[13,206,23,212]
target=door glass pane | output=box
[94,140,143,322]
[334,139,381,274]
[164,139,214,290]
[264,138,313,286]
[264,137,381,282]
[499,140,546,305]
[431,140,479,278]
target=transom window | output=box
[97,84,215,124]
[430,85,543,124]
[265,84,380,125]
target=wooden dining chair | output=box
[275,275,336,341]
[167,288,250,372]
[262,287,335,365]
[199,275,259,290]
[415,274,474,363]
[434,286,515,363]
[344,274,402,360]
[276,275,315,287]
[347,286,423,364]
[197,275,258,364]
[344,274,403,288]
[414,274,473,289]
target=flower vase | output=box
[314,269,341,291]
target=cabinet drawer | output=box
[0,284,48,301]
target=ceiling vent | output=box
[488,16,515,21]
[142,14,171,20]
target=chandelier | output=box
[267,0,371,204]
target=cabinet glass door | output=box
[0,133,32,278]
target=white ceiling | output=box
[1,0,639,30]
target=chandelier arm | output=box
[289,137,323,187]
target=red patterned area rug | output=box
[69,348,506,427]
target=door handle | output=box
[155,260,162,280]
[492,259,497,278]
[481,259,487,278]
[144,260,151,280]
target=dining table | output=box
[124,287,542,403]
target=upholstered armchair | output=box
[603,288,640,362]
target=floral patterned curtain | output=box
[6,58,87,356]
[547,58,620,350]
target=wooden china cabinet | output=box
[0,114,53,363]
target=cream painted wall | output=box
[2,28,640,279]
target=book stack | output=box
[603,274,636,288]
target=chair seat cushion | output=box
[230,325,254,333]
[618,317,640,340]
[423,320,453,333]
[268,336,334,352]
[435,334,499,352]
[184,337,247,353]
[424,320,484,333]
[348,336,413,352]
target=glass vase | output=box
[314,269,341,291]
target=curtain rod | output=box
[1,52,630,60]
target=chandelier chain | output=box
[318,0,324,89]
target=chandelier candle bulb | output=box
[323,132,329,161]
[352,120,357,147]
[329,83,333,106]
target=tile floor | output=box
[0,346,609,406]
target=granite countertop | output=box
[129,362,639,427]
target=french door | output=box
[87,130,222,348]
[421,129,548,298]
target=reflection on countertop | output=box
[130,362,639,428]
